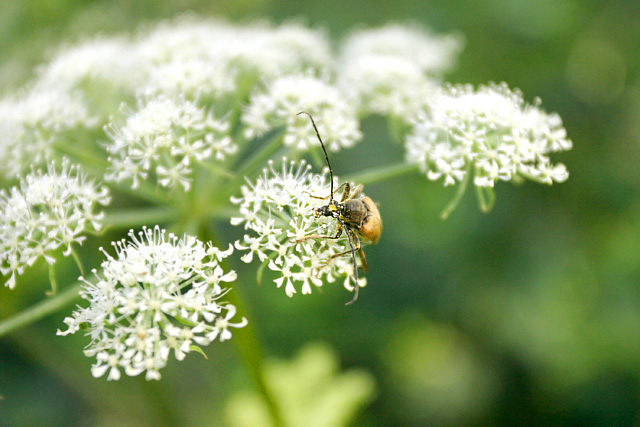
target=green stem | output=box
[237,132,285,175]
[54,138,172,206]
[386,115,410,144]
[440,164,472,220]
[475,181,496,213]
[199,160,236,179]
[199,226,284,426]
[344,162,418,186]
[0,282,82,337]
[48,264,58,296]
[105,181,168,206]
[70,247,86,277]
[218,131,285,202]
[104,206,181,228]
[54,138,109,171]
[224,286,284,427]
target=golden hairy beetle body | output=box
[359,196,382,244]
[340,195,382,244]
[296,111,382,305]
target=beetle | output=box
[295,111,382,305]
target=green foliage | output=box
[1,0,639,425]
[225,342,376,427]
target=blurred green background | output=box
[1,0,639,425]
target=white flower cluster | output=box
[105,95,235,190]
[136,17,331,95]
[36,35,143,93]
[36,17,331,102]
[1,17,334,179]
[242,75,362,152]
[0,86,97,178]
[231,159,366,298]
[337,23,463,118]
[3,17,465,185]
[0,160,110,289]
[57,226,247,381]
[405,83,572,188]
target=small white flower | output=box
[57,226,247,381]
[231,158,368,299]
[0,85,97,178]
[338,54,439,118]
[35,35,143,93]
[242,75,361,152]
[337,23,462,119]
[0,160,110,289]
[135,17,331,95]
[428,157,466,186]
[209,305,248,342]
[143,57,236,99]
[340,23,463,76]
[104,94,234,189]
[533,160,569,184]
[406,83,572,188]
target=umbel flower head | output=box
[57,226,247,381]
[104,94,235,190]
[231,158,366,298]
[339,23,463,76]
[0,85,97,178]
[0,160,110,289]
[242,75,362,152]
[406,82,572,189]
[35,34,144,93]
[337,23,463,118]
[136,17,332,95]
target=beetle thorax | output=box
[315,201,343,219]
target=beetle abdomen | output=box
[360,197,382,244]
[343,199,368,225]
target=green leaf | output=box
[190,345,208,359]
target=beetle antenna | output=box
[337,217,360,305]
[297,111,334,200]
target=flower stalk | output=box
[0,282,83,337]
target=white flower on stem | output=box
[259,22,332,74]
[337,54,439,118]
[242,75,361,152]
[0,85,97,178]
[57,226,247,381]
[340,23,464,76]
[143,57,236,99]
[35,35,143,93]
[231,158,368,299]
[337,23,462,118]
[0,160,110,289]
[136,17,331,96]
[104,94,235,190]
[428,157,466,186]
[534,160,570,185]
[219,21,332,82]
[209,304,247,342]
[406,82,572,188]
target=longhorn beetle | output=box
[295,111,382,305]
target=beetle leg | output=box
[294,233,337,242]
[334,182,349,199]
[350,184,363,199]
[323,233,367,270]
[293,223,343,243]
[340,182,351,202]
[341,226,360,305]
[358,247,369,272]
